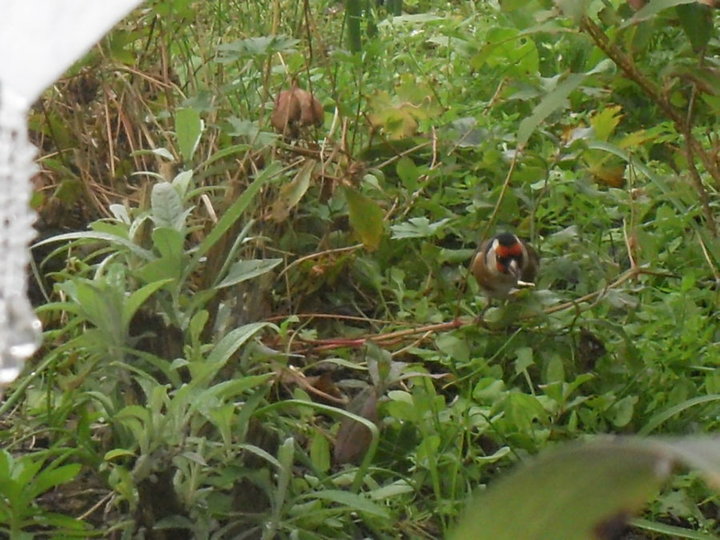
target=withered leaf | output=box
[333,386,378,465]
[271,87,323,136]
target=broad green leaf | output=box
[514,347,534,374]
[368,480,415,500]
[300,489,390,519]
[215,258,282,289]
[590,105,623,142]
[34,231,154,261]
[451,438,720,540]
[199,374,273,402]
[30,463,81,498]
[195,323,273,385]
[611,395,638,427]
[676,3,712,52]
[396,156,419,191]
[189,310,209,346]
[518,73,585,146]
[344,186,384,251]
[235,443,283,470]
[135,258,181,285]
[471,27,539,75]
[109,204,131,224]
[151,181,187,231]
[38,511,91,530]
[150,147,174,160]
[152,227,185,262]
[206,403,235,447]
[450,440,665,540]
[504,392,547,432]
[73,281,125,345]
[172,169,194,198]
[435,333,470,363]
[310,430,331,473]
[623,0,697,26]
[175,108,203,162]
[390,217,450,239]
[122,279,174,328]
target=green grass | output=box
[4,0,720,537]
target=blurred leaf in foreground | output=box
[450,437,720,540]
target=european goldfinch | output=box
[471,232,539,299]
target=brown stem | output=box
[580,17,720,196]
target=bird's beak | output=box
[508,259,520,278]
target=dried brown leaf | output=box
[333,387,378,465]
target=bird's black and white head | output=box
[487,233,525,278]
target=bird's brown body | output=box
[471,233,539,299]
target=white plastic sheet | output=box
[0,0,143,384]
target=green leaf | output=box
[207,323,270,365]
[189,163,280,273]
[199,374,273,402]
[435,333,470,363]
[452,438,720,540]
[518,73,585,146]
[504,392,546,432]
[34,231,154,260]
[190,323,275,385]
[30,464,81,498]
[623,0,697,26]
[215,35,299,61]
[122,279,174,328]
[396,156,419,191]
[368,480,415,500]
[450,440,665,540]
[172,169,194,198]
[72,281,125,345]
[344,186,385,251]
[151,181,188,231]
[390,217,450,239]
[631,517,718,539]
[189,310,209,346]
[514,347,534,374]
[175,108,203,162]
[152,227,185,262]
[104,448,136,461]
[215,258,282,289]
[676,3,712,52]
[611,395,638,427]
[310,430,331,473]
[471,27,539,75]
[640,394,720,436]
[302,489,390,519]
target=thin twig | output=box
[580,16,720,187]
[482,146,522,241]
[277,243,363,280]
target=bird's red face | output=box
[494,241,524,276]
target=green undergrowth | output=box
[1,0,719,537]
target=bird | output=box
[471,232,539,300]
